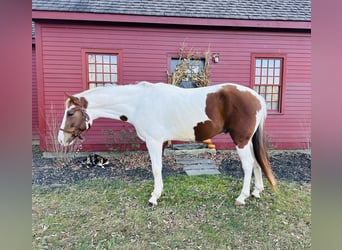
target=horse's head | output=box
[58,93,91,146]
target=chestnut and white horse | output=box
[58,81,277,206]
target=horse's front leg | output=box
[146,139,163,206]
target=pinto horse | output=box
[58,81,277,206]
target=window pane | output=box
[96,65,103,73]
[89,83,96,89]
[268,68,274,76]
[192,67,199,74]
[103,74,110,82]
[110,56,117,64]
[267,94,273,102]
[266,86,273,93]
[111,74,117,82]
[89,73,95,81]
[88,54,95,63]
[111,65,117,73]
[96,55,102,63]
[262,68,267,76]
[274,68,280,76]
[268,59,274,67]
[103,65,110,73]
[255,59,261,67]
[103,55,110,64]
[274,77,280,84]
[262,59,268,67]
[275,59,281,68]
[88,64,95,72]
[255,68,261,76]
[271,102,279,110]
[255,76,260,84]
[254,86,259,92]
[272,93,279,102]
[261,76,267,84]
[268,76,273,84]
[273,86,279,93]
[97,83,104,87]
[260,86,266,93]
[96,74,103,81]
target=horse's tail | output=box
[252,116,278,192]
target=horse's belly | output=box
[169,128,196,141]
[166,115,211,142]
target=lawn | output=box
[32,175,311,249]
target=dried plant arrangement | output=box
[167,42,212,88]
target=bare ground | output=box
[32,145,311,187]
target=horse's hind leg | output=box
[251,162,264,199]
[235,141,254,205]
[146,139,163,206]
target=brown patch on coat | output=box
[64,106,87,131]
[194,85,262,148]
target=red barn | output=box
[32,0,311,152]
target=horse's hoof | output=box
[234,200,245,206]
[251,191,261,199]
[251,194,260,200]
[148,202,156,208]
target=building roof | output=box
[32,0,311,22]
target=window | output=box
[251,54,286,113]
[170,58,205,88]
[83,50,121,89]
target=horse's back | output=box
[133,82,264,142]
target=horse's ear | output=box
[64,92,80,107]
[64,92,74,100]
[80,97,88,109]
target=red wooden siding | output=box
[32,44,40,140]
[36,22,311,151]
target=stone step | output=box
[163,143,216,157]
[164,148,216,156]
[183,163,217,171]
[184,168,221,176]
[176,158,214,165]
[172,143,208,150]
[175,156,221,176]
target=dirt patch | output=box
[32,145,311,187]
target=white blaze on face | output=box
[58,108,69,146]
[58,104,78,146]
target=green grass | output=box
[32,176,311,249]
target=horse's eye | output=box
[67,111,74,117]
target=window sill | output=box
[268,111,285,115]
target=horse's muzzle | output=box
[58,130,72,146]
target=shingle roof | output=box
[32,0,311,21]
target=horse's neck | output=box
[80,85,142,121]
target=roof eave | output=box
[32,10,311,30]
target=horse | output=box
[58,81,277,206]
